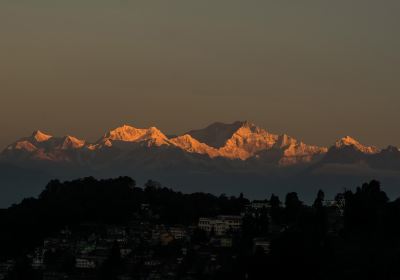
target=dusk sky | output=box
[1,0,399,149]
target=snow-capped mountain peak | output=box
[31,130,52,142]
[3,121,391,168]
[182,121,327,162]
[335,136,360,147]
[335,136,379,154]
[100,125,170,147]
[170,134,219,157]
[60,136,86,150]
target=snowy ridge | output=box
[1,122,393,167]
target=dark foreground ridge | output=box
[1,177,400,279]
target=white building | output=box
[31,248,44,270]
[198,215,242,235]
[75,258,96,269]
[250,200,271,210]
[253,238,271,254]
[169,226,187,240]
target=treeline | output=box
[0,177,248,258]
[240,180,400,279]
[3,177,400,279]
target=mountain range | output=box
[1,121,400,207]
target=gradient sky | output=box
[1,0,399,149]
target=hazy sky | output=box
[1,0,399,149]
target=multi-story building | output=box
[168,226,187,240]
[250,200,271,210]
[31,248,44,270]
[0,260,15,280]
[198,215,242,235]
[75,257,97,269]
[253,238,271,254]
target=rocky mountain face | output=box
[4,121,400,174]
[0,121,328,166]
[2,130,87,162]
[183,121,327,162]
[1,121,400,207]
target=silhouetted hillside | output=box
[0,177,248,258]
[2,178,400,279]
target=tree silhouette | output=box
[285,192,303,224]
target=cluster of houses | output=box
[0,198,347,279]
[0,260,14,280]
[198,215,243,236]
